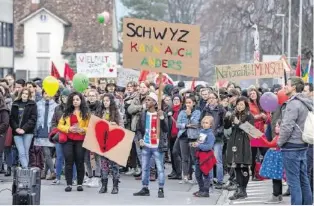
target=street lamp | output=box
[275,14,285,55]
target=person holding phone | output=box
[176,96,201,184]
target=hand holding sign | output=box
[83,115,134,166]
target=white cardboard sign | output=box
[116,68,140,87]
[76,52,117,78]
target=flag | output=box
[51,62,60,78]
[303,59,313,83]
[64,63,75,81]
[138,70,150,82]
[191,78,196,90]
[295,55,301,77]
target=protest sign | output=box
[239,121,264,138]
[76,52,117,78]
[83,115,134,166]
[215,60,284,81]
[116,68,140,87]
[122,18,200,77]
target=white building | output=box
[0,0,13,78]
[15,7,69,79]
[14,0,118,80]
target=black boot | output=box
[111,179,119,194]
[133,187,150,196]
[99,178,108,193]
[5,167,11,177]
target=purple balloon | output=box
[260,92,279,112]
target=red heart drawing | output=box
[109,68,114,72]
[95,121,125,153]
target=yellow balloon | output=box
[43,76,59,97]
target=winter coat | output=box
[201,104,226,143]
[10,100,37,136]
[278,93,313,149]
[249,101,270,147]
[57,112,90,141]
[124,92,137,129]
[136,111,169,152]
[0,104,10,153]
[51,104,65,130]
[177,108,201,139]
[225,111,254,165]
[127,93,147,131]
[88,100,101,115]
[196,128,215,152]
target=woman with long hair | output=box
[225,97,254,200]
[57,92,90,192]
[96,94,123,194]
[50,89,77,185]
[248,88,269,181]
[10,88,37,169]
[176,95,201,183]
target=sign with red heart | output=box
[83,115,134,166]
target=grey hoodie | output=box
[278,93,313,149]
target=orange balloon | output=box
[277,89,289,105]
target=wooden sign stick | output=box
[156,72,163,140]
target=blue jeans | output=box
[307,146,313,192]
[214,143,224,184]
[141,147,165,188]
[14,134,33,168]
[55,143,77,181]
[282,149,313,205]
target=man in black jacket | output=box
[133,92,168,198]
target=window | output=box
[0,22,13,47]
[37,57,50,71]
[0,68,13,78]
[37,33,50,52]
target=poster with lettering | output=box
[215,60,284,81]
[76,52,118,78]
[122,18,200,77]
[116,67,140,87]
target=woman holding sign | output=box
[225,97,254,200]
[57,92,90,192]
[95,93,123,194]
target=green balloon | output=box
[73,73,89,93]
[98,14,105,24]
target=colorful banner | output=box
[122,18,200,77]
[76,52,117,78]
[215,60,284,81]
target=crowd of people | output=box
[0,74,313,204]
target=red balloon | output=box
[277,89,289,105]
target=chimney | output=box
[31,0,40,11]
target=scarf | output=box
[171,104,181,137]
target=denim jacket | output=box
[177,108,201,139]
[36,99,58,132]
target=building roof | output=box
[14,0,114,54]
[18,7,70,26]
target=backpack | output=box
[295,100,314,144]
